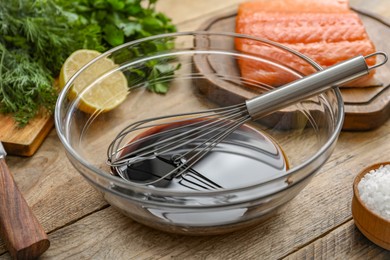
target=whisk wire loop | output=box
[107,103,250,187]
[134,115,251,186]
[107,103,248,167]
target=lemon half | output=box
[59,49,128,114]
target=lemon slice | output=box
[59,49,128,114]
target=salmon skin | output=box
[235,0,377,88]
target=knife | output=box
[0,141,50,259]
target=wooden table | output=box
[1,0,390,259]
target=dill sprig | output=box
[0,0,176,127]
[0,0,104,126]
[0,45,56,126]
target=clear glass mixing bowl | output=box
[55,32,344,235]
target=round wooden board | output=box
[194,8,390,131]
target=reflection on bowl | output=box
[55,32,344,235]
[352,162,390,250]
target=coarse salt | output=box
[357,164,390,221]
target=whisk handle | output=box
[246,52,387,120]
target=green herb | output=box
[59,0,176,48]
[0,0,176,127]
[59,0,178,94]
[0,45,56,126]
[0,0,104,126]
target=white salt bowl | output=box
[352,162,390,250]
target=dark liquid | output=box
[112,121,288,191]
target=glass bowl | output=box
[55,32,344,235]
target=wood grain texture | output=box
[0,131,107,257]
[0,159,49,259]
[0,114,53,157]
[155,0,246,25]
[284,220,390,259]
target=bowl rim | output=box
[55,31,345,197]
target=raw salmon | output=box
[237,0,350,14]
[235,0,377,87]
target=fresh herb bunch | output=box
[0,0,104,126]
[58,0,178,93]
[112,39,181,93]
[59,0,176,47]
[0,0,176,126]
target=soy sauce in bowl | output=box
[111,121,289,192]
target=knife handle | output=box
[0,158,50,259]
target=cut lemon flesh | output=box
[59,49,128,114]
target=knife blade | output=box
[0,141,6,158]
[0,141,50,259]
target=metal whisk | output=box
[107,52,387,187]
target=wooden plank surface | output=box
[0,80,59,156]
[285,220,390,259]
[0,115,53,156]
[0,0,389,259]
[0,130,108,255]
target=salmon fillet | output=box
[238,0,349,14]
[237,13,366,44]
[235,0,377,88]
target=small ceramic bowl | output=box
[352,162,390,250]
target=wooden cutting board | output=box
[0,115,53,156]
[196,8,390,131]
[0,80,59,156]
